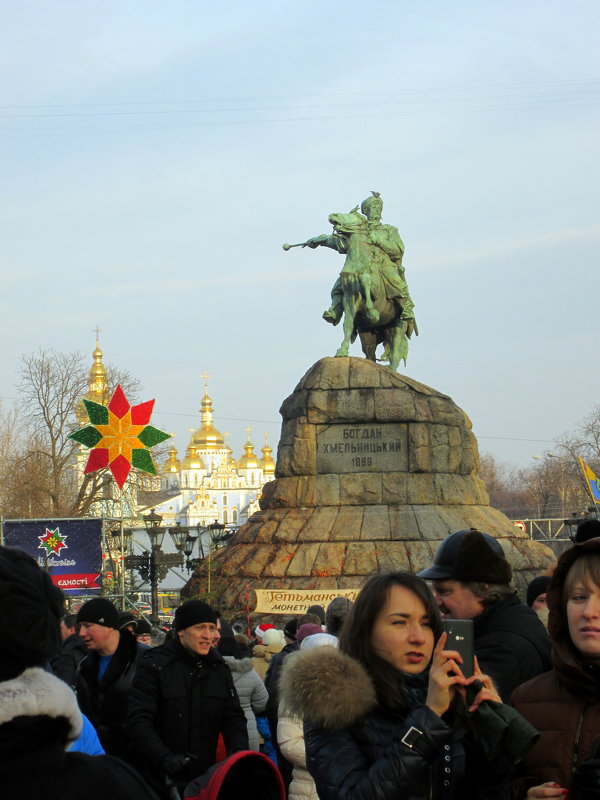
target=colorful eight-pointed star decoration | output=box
[69,384,170,489]
[39,527,68,556]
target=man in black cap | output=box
[76,597,146,760]
[418,528,551,700]
[128,599,248,798]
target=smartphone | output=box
[442,619,474,678]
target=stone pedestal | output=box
[184,358,555,612]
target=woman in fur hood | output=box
[280,571,514,800]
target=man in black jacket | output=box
[418,528,551,700]
[128,600,248,798]
[76,597,146,760]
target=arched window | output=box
[250,472,254,485]
[223,494,227,506]
[223,509,228,524]
[232,508,238,523]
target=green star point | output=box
[131,448,157,474]
[83,399,109,425]
[138,426,170,448]
[69,426,103,448]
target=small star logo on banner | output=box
[69,384,170,489]
[39,527,68,556]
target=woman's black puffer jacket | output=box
[280,646,511,800]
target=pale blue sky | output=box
[1,0,598,470]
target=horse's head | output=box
[328,209,368,235]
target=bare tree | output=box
[4,348,144,518]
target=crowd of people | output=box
[2,522,600,799]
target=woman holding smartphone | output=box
[280,571,513,800]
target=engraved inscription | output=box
[317,423,407,473]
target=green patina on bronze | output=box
[284,192,418,372]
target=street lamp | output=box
[183,530,199,573]
[123,510,183,623]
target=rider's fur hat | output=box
[361,191,383,219]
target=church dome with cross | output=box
[74,339,273,532]
[153,374,270,529]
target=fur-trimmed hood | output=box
[0,667,82,741]
[279,647,376,731]
[223,656,254,674]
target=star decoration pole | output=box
[69,384,170,489]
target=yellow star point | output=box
[95,410,146,461]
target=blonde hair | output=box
[563,553,600,601]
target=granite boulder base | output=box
[183,358,555,612]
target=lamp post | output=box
[144,510,165,623]
[123,510,184,624]
[183,530,199,573]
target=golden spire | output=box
[238,428,259,470]
[77,328,109,424]
[162,435,181,473]
[260,433,276,475]
[190,373,224,451]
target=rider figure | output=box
[307,192,415,329]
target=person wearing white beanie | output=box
[277,633,337,800]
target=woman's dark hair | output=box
[338,571,443,713]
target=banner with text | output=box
[254,588,360,614]
[3,518,103,593]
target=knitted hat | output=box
[77,598,119,629]
[574,519,600,544]
[526,575,551,607]
[255,623,275,640]
[262,628,284,647]
[296,623,323,645]
[300,632,338,651]
[118,611,138,630]
[283,618,299,640]
[174,600,217,632]
[417,529,512,584]
[0,545,65,681]
[325,597,353,637]
[135,618,152,636]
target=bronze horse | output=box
[326,209,414,371]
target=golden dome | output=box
[76,332,109,425]
[260,435,275,475]
[238,431,259,470]
[190,383,224,451]
[181,444,206,471]
[162,438,180,473]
